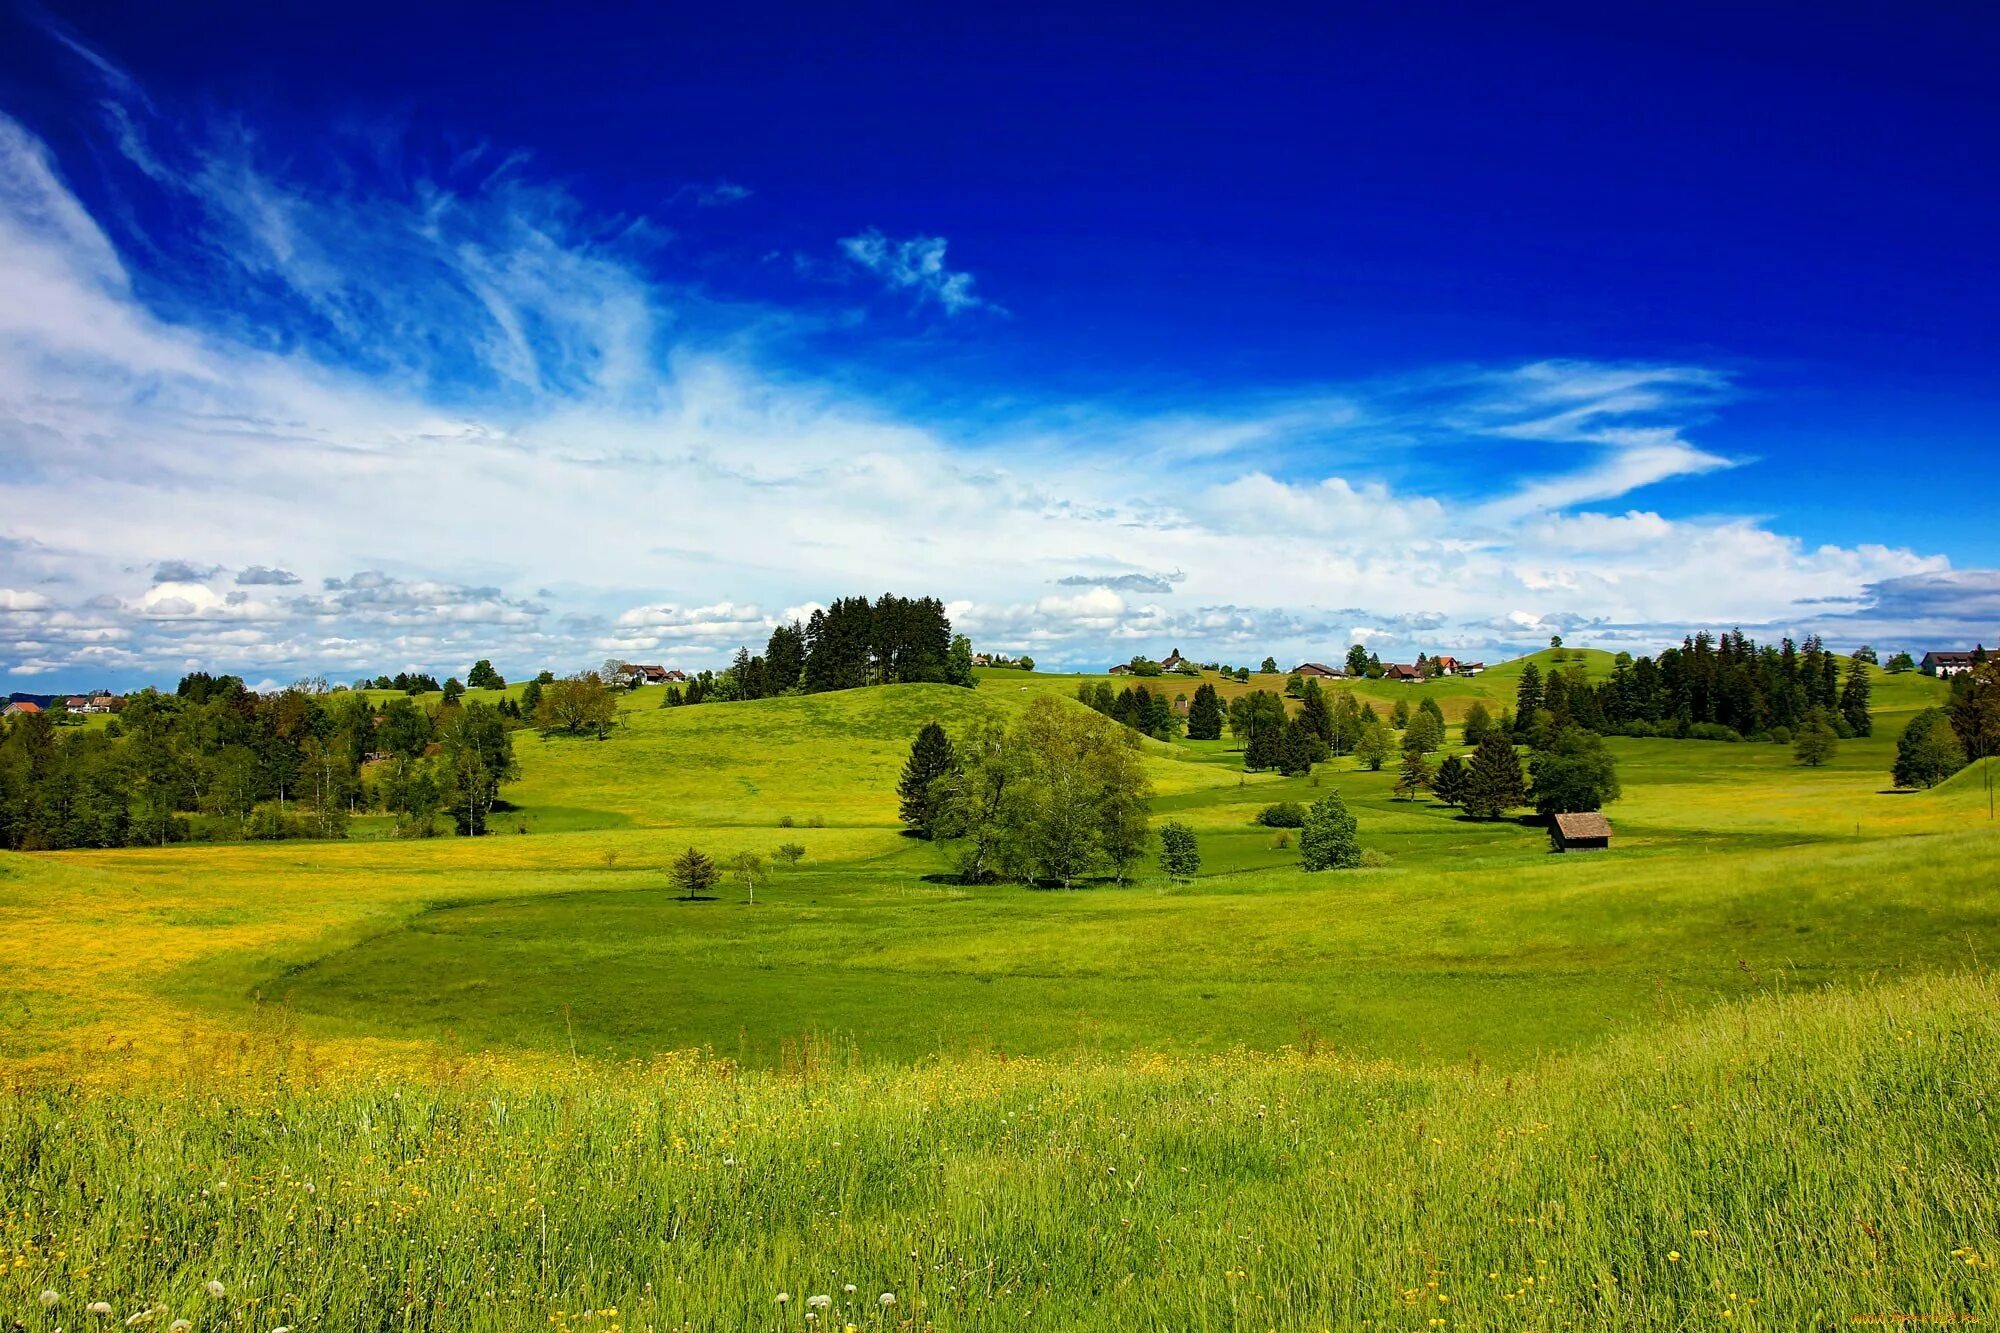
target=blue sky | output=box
[1,1,1996,689]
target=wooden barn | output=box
[1551,811,1612,852]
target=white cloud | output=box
[0,81,1975,686]
[838,228,991,314]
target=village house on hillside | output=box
[1292,662,1342,678]
[1382,663,1424,683]
[1921,649,1985,677]
[613,663,684,686]
[1107,663,1133,676]
[2,701,43,718]
[1160,649,1198,674]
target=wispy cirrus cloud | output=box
[838,228,993,314]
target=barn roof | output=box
[1553,811,1612,839]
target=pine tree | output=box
[1278,717,1320,777]
[1794,707,1839,768]
[1393,742,1431,800]
[1462,701,1493,747]
[1432,753,1469,807]
[1158,821,1201,883]
[1297,679,1333,745]
[1185,682,1224,741]
[1515,662,1543,721]
[1390,698,1411,729]
[669,846,720,899]
[1354,720,1390,771]
[1463,734,1527,819]
[897,722,960,838]
[1839,659,1873,737]
[1244,725,1283,772]
[1299,791,1362,870]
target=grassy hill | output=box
[1,652,1995,1326]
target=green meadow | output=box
[2,651,1997,1328]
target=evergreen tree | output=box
[764,621,807,693]
[1157,820,1201,883]
[1793,707,1839,767]
[898,722,960,838]
[1514,662,1543,721]
[1432,753,1469,807]
[1405,709,1445,753]
[1892,708,1967,789]
[670,846,720,899]
[1839,659,1873,736]
[1186,682,1224,741]
[1299,791,1362,870]
[1393,742,1431,800]
[1354,720,1390,771]
[1463,734,1527,820]
[1462,700,1493,747]
[1297,678,1334,746]
[1277,717,1320,777]
[1390,697,1411,729]
[1244,724,1283,772]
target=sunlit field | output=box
[3,653,1996,1328]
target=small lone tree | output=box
[1158,820,1201,883]
[1463,733,1527,819]
[731,850,766,904]
[670,846,720,899]
[774,841,807,868]
[1794,707,1839,768]
[1892,708,1966,789]
[1393,743,1432,800]
[1299,791,1362,870]
[898,722,960,838]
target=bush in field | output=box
[1157,821,1201,883]
[1893,708,1966,789]
[1299,791,1361,871]
[1256,801,1305,828]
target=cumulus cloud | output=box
[838,228,990,314]
[0,44,1971,686]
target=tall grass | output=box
[5,974,1994,1330]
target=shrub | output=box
[1358,848,1393,868]
[1299,792,1362,871]
[1686,723,1743,743]
[1256,801,1306,828]
[1768,725,1793,745]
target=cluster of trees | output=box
[1076,682,1183,741]
[667,841,807,901]
[0,674,520,849]
[1541,632,1873,742]
[896,700,1152,887]
[661,594,974,705]
[1893,660,2000,789]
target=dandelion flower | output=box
[171,1323,191,1332]
[40,1291,60,1308]
[879,1293,896,1307]
[1667,1251,1682,1263]
[808,1295,832,1309]
[205,1281,226,1298]
[776,1293,790,1305]
[87,1302,115,1315]
[843,1284,857,1294]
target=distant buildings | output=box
[1921,649,1986,677]
[2,701,42,718]
[1291,662,1342,678]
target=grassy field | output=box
[2,653,1996,1327]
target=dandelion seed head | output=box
[205,1281,226,1297]
[40,1291,60,1307]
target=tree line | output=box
[0,673,520,850]
[659,593,974,705]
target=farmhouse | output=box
[1107,663,1133,676]
[1291,662,1341,678]
[2,701,42,718]
[614,663,683,686]
[1428,655,1461,675]
[1550,811,1613,852]
[1382,663,1423,683]
[1920,649,1985,677]
[1160,649,1198,674]
[63,696,90,713]
[1453,661,1486,676]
